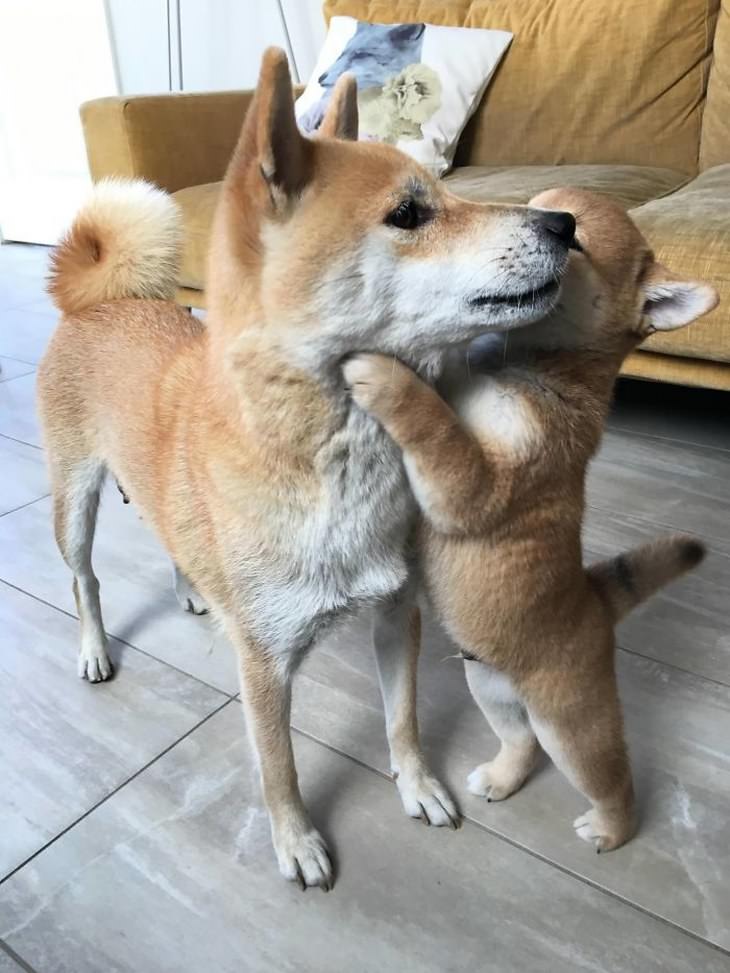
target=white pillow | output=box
[296,16,512,176]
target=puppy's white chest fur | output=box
[451,372,541,458]
[247,407,413,659]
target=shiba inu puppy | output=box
[37,49,577,889]
[345,189,717,852]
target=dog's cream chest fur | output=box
[243,407,413,660]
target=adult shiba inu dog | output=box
[345,189,717,853]
[37,48,578,890]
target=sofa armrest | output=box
[80,90,255,194]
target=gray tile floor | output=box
[0,240,729,972]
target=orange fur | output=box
[346,189,717,852]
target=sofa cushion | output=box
[173,182,221,290]
[631,165,730,362]
[325,0,719,174]
[700,1,730,170]
[444,165,688,208]
[173,165,688,293]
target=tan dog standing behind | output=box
[36,49,582,889]
[345,189,717,852]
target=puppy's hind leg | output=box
[525,651,635,852]
[52,457,112,682]
[372,592,460,828]
[464,659,539,801]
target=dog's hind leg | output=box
[51,456,112,682]
[464,659,539,801]
[172,562,209,615]
[372,592,460,828]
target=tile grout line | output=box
[0,577,236,700]
[604,422,730,457]
[290,724,730,960]
[0,495,51,520]
[0,371,37,388]
[0,939,39,973]
[606,419,730,457]
[616,643,730,691]
[0,353,37,367]
[0,433,42,452]
[585,501,730,558]
[0,698,235,890]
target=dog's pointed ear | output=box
[317,73,359,141]
[228,47,312,207]
[641,262,718,333]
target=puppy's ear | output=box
[227,47,312,208]
[317,73,359,141]
[641,263,718,333]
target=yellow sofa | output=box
[80,0,730,389]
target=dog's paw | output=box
[467,760,525,802]
[77,637,114,683]
[343,353,411,416]
[395,764,461,829]
[273,825,334,891]
[573,808,633,853]
[174,572,209,615]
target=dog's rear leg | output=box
[171,562,209,615]
[230,626,333,890]
[52,458,112,682]
[372,592,460,828]
[464,659,539,801]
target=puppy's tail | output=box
[588,534,705,624]
[48,179,182,316]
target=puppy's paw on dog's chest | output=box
[343,353,413,417]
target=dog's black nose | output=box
[537,209,576,246]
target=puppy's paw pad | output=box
[397,767,461,829]
[275,828,334,891]
[467,761,519,802]
[573,810,626,853]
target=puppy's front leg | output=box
[230,626,333,890]
[344,354,495,535]
[372,591,460,828]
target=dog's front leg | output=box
[372,591,461,829]
[230,626,333,890]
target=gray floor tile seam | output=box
[615,642,730,691]
[0,372,37,388]
[584,500,730,555]
[0,434,42,453]
[0,370,35,385]
[289,722,730,960]
[0,577,236,700]
[0,354,37,368]
[604,416,730,453]
[0,940,38,973]
[605,422,730,458]
[0,495,51,520]
[0,697,235,890]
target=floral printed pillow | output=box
[296,17,512,175]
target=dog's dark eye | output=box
[386,199,422,230]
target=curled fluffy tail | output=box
[48,179,182,315]
[588,534,705,623]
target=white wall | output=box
[105,0,170,94]
[280,0,327,81]
[178,0,293,91]
[0,0,330,242]
[0,0,117,243]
